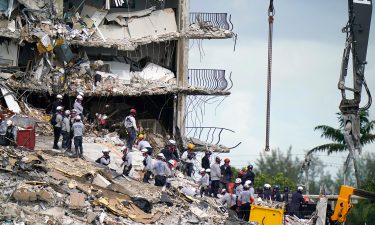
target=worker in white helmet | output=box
[142,148,153,183]
[52,106,64,149]
[51,94,63,114]
[152,153,171,187]
[74,95,84,119]
[198,169,210,197]
[121,146,133,177]
[96,149,111,166]
[61,110,71,150]
[72,115,84,157]
[220,188,237,211]
[4,120,17,146]
[289,186,306,218]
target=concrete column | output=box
[174,0,189,137]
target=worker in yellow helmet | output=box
[137,133,153,155]
[181,143,196,177]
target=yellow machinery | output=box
[249,204,284,225]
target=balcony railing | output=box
[189,12,233,31]
[188,69,232,91]
[186,126,241,149]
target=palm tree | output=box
[308,111,375,186]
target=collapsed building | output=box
[0,0,237,151]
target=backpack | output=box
[50,113,57,126]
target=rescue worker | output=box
[152,153,171,186]
[210,156,221,198]
[201,150,211,170]
[198,169,210,197]
[137,134,153,155]
[53,106,63,149]
[61,110,71,150]
[220,188,237,211]
[206,168,212,195]
[263,183,272,200]
[220,158,232,191]
[51,94,63,114]
[74,95,84,118]
[161,140,179,161]
[122,146,133,177]
[238,184,253,221]
[5,120,16,146]
[181,143,196,177]
[68,109,77,151]
[142,149,153,183]
[0,116,7,146]
[234,178,243,198]
[289,186,305,218]
[242,164,255,185]
[96,149,111,166]
[72,115,84,157]
[124,108,138,151]
[272,185,282,202]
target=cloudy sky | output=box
[188,0,375,174]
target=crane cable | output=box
[265,0,275,152]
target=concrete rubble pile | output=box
[0,0,232,97]
[284,215,315,225]
[0,146,231,224]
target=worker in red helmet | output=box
[124,108,138,151]
[220,158,232,191]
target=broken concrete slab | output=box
[69,192,86,209]
[40,207,65,219]
[105,6,156,25]
[128,8,177,39]
[98,25,130,40]
[1,86,21,113]
[92,173,111,188]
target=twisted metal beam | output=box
[188,69,231,91]
[186,126,241,149]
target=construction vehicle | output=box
[332,185,375,223]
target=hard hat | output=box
[77,95,83,100]
[274,185,280,190]
[187,143,195,150]
[157,153,165,159]
[56,94,63,99]
[168,139,176,145]
[65,110,70,115]
[141,149,148,153]
[102,149,110,153]
[102,114,108,120]
[235,178,242,184]
[245,180,252,186]
[56,106,63,111]
[248,164,253,170]
[200,169,206,173]
[168,160,177,168]
[78,92,84,96]
[224,158,230,163]
[264,184,271,189]
[6,120,12,126]
[130,108,136,114]
[138,134,144,139]
[121,146,127,151]
[75,115,81,120]
[71,109,77,113]
[244,184,250,189]
[297,186,304,191]
[205,169,211,173]
[215,156,221,161]
[221,188,227,194]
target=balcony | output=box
[188,69,232,92]
[186,13,234,39]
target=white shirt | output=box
[124,152,133,167]
[220,193,237,208]
[152,160,171,176]
[210,163,221,181]
[100,157,110,166]
[199,174,210,187]
[235,184,243,196]
[124,115,138,131]
[145,155,153,171]
[137,139,151,150]
[181,151,195,163]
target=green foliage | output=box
[256,147,300,182]
[309,111,375,155]
[254,172,296,190]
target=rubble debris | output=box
[12,182,54,203]
[69,192,86,209]
[0,85,21,113]
[92,174,111,188]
